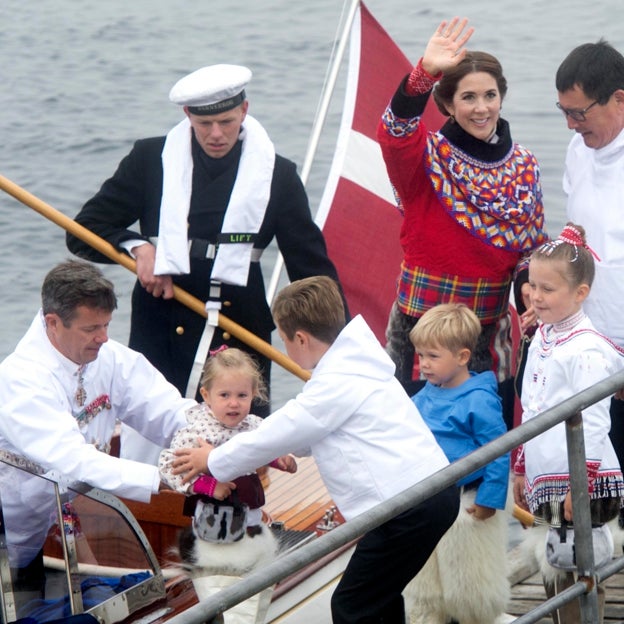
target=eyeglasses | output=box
[556,100,599,122]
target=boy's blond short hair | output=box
[409,303,481,354]
[272,276,345,344]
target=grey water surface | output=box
[1,0,622,405]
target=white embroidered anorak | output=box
[0,311,193,501]
[520,312,624,511]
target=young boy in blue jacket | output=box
[405,302,510,624]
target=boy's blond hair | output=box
[409,303,481,354]
[272,276,345,344]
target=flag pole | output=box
[265,0,361,303]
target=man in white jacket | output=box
[0,260,195,604]
[556,40,624,486]
[172,275,459,624]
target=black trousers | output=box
[330,484,460,624]
[609,397,624,478]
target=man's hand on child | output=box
[466,503,495,520]
[172,438,214,484]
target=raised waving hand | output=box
[422,17,474,76]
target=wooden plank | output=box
[123,489,191,527]
[263,456,339,532]
[508,568,624,622]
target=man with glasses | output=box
[556,40,624,499]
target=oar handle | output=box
[512,503,535,527]
[0,174,311,382]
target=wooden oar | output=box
[512,503,536,528]
[0,174,311,383]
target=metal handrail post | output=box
[512,580,588,624]
[0,488,16,623]
[53,483,84,615]
[565,411,599,622]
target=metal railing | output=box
[167,367,624,624]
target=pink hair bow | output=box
[209,344,229,357]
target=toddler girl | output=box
[159,347,296,623]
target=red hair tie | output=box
[558,224,600,261]
[539,224,601,262]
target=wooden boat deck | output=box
[261,455,343,532]
[506,547,624,622]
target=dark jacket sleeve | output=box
[66,137,165,263]
[513,266,530,316]
[390,75,432,119]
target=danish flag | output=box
[315,2,445,344]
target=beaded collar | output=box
[425,118,547,252]
[538,310,586,360]
[551,309,586,334]
[74,394,112,427]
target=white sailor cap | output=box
[169,64,252,115]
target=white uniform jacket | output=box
[0,311,194,502]
[564,129,624,346]
[209,315,449,520]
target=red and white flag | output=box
[316,2,444,344]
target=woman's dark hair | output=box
[433,51,508,117]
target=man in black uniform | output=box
[67,64,344,417]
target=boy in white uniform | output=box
[172,275,459,624]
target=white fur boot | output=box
[192,574,273,624]
[186,525,278,624]
[404,489,511,624]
